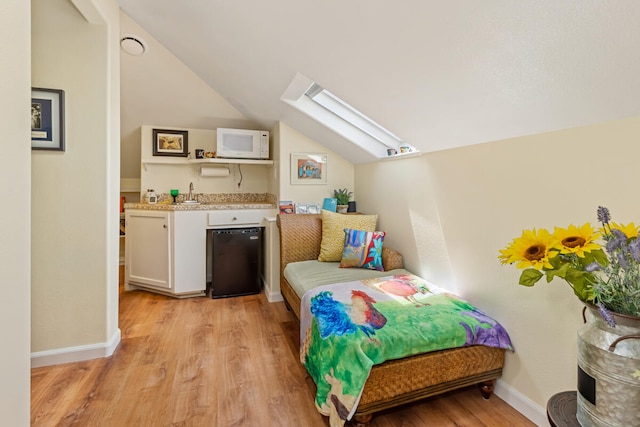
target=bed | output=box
[277,213,510,427]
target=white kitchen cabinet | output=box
[125,209,207,297]
[125,210,171,289]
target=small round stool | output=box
[547,391,580,427]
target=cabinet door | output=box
[173,211,207,294]
[125,211,171,289]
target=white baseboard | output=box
[266,291,283,303]
[31,328,121,368]
[495,380,548,426]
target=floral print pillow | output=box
[339,228,386,271]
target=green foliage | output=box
[333,188,352,205]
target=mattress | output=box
[283,259,411,297]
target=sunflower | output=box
[608,222,639,239]
[552,223,601,257]
[499,228,557,270]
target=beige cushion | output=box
[318,210,378,262]
[284,260,412,296]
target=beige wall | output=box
[0,1,31,423]
[120,11,256,183]
[356,115,640,420]
[31,0,120,362]
[355,156,453,284]
[276,122,355,205]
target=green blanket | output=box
[300,274,513,426]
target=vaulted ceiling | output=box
[118,1,640,163]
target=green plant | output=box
[333,188,352,205]
[499,206,640,322]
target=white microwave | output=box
[216,128,269,159]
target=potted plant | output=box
[498,206,640,427]
[333,188,352,213]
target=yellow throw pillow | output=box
[318,210,378,262]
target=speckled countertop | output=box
[124,192,277,211]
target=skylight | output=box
[281,73,417,159]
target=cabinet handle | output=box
[163,224,167,228]
[232,217,237,221]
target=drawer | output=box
[207,209,271,227]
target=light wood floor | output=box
[31,273,536,426]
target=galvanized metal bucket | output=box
[577,305,640,427]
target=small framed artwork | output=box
[279,201,294,214]
[291,153,327,185]
[152,129,189,157]
[31,87,65,151]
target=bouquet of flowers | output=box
[499,206,640,323]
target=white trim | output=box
[495,380,548,427]
[266,291,284,303]
[377,151,423,162]
[31,328,121,368]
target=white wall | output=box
[0,1,31,424]
[356,115,640,423]
[31,0,120,364]
[276,122,354,206]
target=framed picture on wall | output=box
[290,152,327,185]
[31,87,65,151]
[152,129,189,157]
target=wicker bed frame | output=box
[277,213,505,427]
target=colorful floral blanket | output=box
[300,274,513,427]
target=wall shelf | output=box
[142,157,273,170]
[189,158,274,165]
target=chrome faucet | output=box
[188,182,194,201]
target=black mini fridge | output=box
[206,227,263,298]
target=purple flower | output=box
[617,251,630,270]
[629,239,640,263]
[597,302,616,327]
[597,206,611,225]
[606,229,627,252]
[585,262,601,272]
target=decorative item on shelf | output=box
[347,201,357,213]
[499,206,640,427]
[333,188,352,213]
[195,149,204,159]
[152,129,188,157]
[293,203,320,214]
[279,201,294,214]
[322,198,337,212]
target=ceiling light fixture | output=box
[120,35,147,56]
